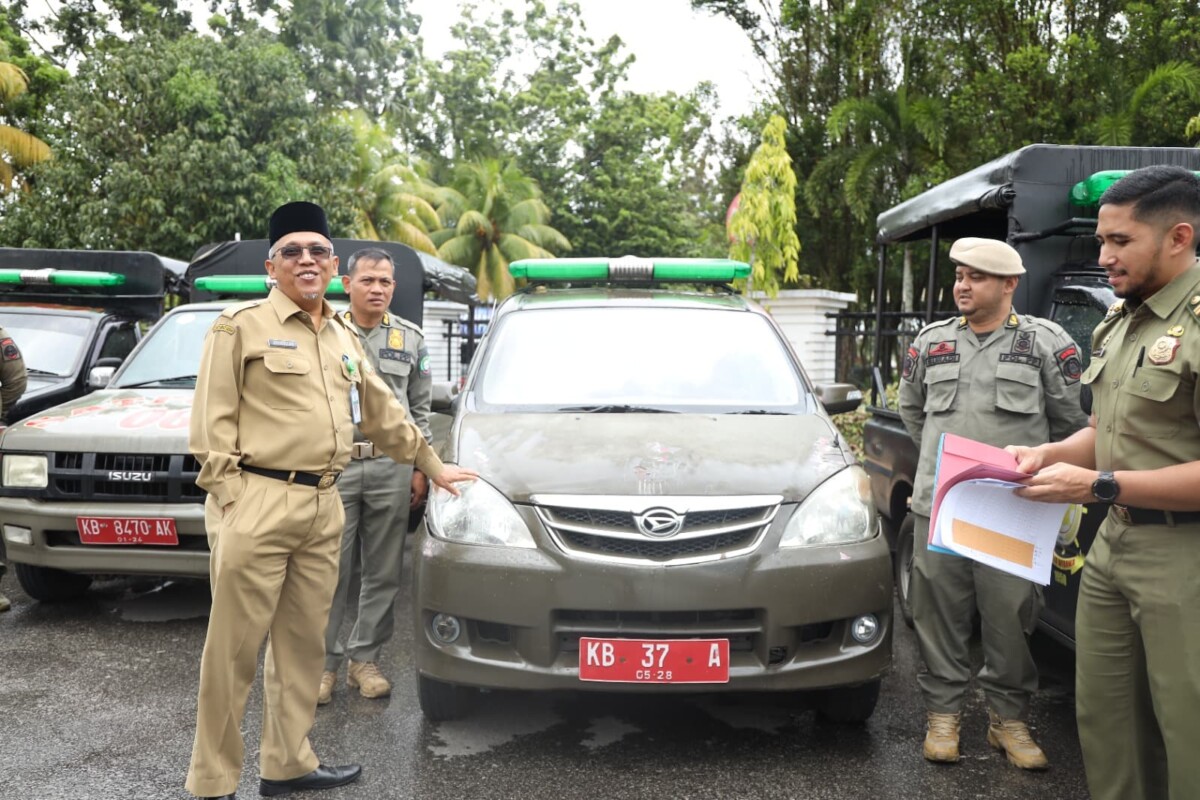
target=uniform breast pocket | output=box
[378,358,412,379]
[923,364,960,413]
[995,363,1042,415]
[261,353,314,411]
[1118,368,1184,439]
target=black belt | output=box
[1110,504,1200,527]
[241,464,340,489]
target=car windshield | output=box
[476,306,811,413]
[112,308,222,388]
[0,311,93,377]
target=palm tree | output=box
[342,109,440,254]
[434,158,570,300]
[1093,61,1200,146]
[0,47,51,193]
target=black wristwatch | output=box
[1092,471,1120,503]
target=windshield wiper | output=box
[118,374,199,389]
[727,409,792,415]
[26,368,62,377]
[558,404,677,413]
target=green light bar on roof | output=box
[193,275,348,295]
[1071,169,1200,206]
[0,268,127,288]
[508,257,751,282]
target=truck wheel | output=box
[14,563,92,602]
[418,675,476,722]
[815,679,881,723]
[895,514,915,629]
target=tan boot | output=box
[987,709,1049,770]
[347,660,391,699]
[923,711,961,762]
[0,592,10,613]
[317,670,336,706]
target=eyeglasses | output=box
[272,244,334,261]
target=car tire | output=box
[815,679,881,724]
[417,675,476,722]
[895,514,915,629]
[14,563,92,602]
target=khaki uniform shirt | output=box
[344,311,432,445]
[190,288,444,508]
[0,325,27,420]
[900,311,1088,515]
[1083,261,1200,474]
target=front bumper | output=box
[413,508,893,693]
[0,497,209,578]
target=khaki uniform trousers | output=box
[911,514,1042,719]
[186,472,345,798]
[324,455,412,670]
[1077,517,1200,800]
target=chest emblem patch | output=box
[928,341,956,357]
[388,329,404,350]
[1148,335,1181,366]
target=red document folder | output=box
[930,433,1031,543]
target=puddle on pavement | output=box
[114,579,211,622]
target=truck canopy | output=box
[185,239,478,326]
[0,247,186,319]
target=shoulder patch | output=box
[211,322,236,336]
[0,337,20,361]
[1054,344,1083,384]
[902,345,919,381]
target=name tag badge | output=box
[349,384,362,424]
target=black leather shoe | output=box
[259,764,362,796]
[200,795,235,799]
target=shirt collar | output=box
[268,286,334,324]
[1144,261,1200,319]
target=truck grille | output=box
[38,452,205,503]
[535,498,779,565]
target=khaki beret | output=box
[949,237,1026,276]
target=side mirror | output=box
[87,357,124,391]
[814,382,863,415]
[430,381,459,413]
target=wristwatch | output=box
[1091,471,1120,503]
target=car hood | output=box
[448,413,854,503]
[2,389,192,452]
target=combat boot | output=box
[317,670,336,706]
[347,660,391,699]
[923,711,961,762]
[987,708,1049,770]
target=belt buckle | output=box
[352,441,374,459]
[317,472,337,490]
[1113,504,1132,525]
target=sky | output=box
[407,0,767,118]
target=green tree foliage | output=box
[1092,61,1200,146]
[433,158,570,300]
[0,29,357,256]
[0,42,51,193]
[728,115,800,297]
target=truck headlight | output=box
[427,477,536,548]
[780,466,876,547]
[3,454,48,488]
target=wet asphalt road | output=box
[0,555,1090,800]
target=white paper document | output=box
[932,478,1067,585]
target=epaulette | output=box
[393,315,424,336]
[1104,300,1125,320]
[218,298,265,318]
[918,317,958,338]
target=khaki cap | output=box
[949,237,1026,276]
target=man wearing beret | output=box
[899,237,1088,769]
[185,201,477,800]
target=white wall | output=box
[751,289,857,384]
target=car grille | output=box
[34,452,205,503]
[535,499,779,565]
[554,608,761,653]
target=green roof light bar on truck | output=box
[191,275,349,294]
[1071,169,1200,206]
[0,268,127,288]
[508,257,752,282]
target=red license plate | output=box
[578,638,730,684]
[76,516,179,546]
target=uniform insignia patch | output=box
[999,353,1043,368]
[902,346,919,381]
[0,337,20,361]
[1148,335,1181,365]
[1168,324,1185,337]
[212,323,236,336]
[267,338,297,348]
[418,348,431,377]
[957,316,968,329]
[380,349,412,364]
[1105,300,1125,319]
[388,329,404,350]
[1055,344,1083,383]
[1192,295,1200,306]
[1006,313,1020,328]
[928,341,956,357]
[1013,330,1035,354]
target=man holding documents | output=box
[1009,166,1200,800]
[900,237,1087,769]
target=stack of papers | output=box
[929,434,1067,585]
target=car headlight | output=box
[780,466,876,547]
[3,454,48,488]
[426,477,536,548]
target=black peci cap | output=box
[268,201,330,247]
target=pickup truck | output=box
[0,248,186,422]
[861,144,1200,646]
